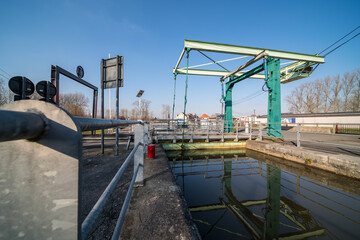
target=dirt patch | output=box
[80,139,134,240]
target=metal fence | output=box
[0,100,149,239]
[151,119,360,150]
[151,119,249,142]
[336,123,360,134]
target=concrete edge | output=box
[246,140,360,179]
[158,144,202,239]
[162,141,246,151]
[119,144,201,239]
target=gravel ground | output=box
[80,140,134,240]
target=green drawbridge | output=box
[172,40,325,138]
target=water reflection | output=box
[168,150,360,239]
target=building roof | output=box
[199,114,210,119]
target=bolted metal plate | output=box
[102,56,124,89]
[0,100,82,239]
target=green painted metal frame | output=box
[224,64,265,131]
[173,39,325,137]
[173,40,325,83]
[265,165,281,239]
[174,68,265,79]
[182,39,325,63]
[266,58,283,138]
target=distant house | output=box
[199,114,210,119]
[209,113,224,122]
[187,113,198,121]
[176,112,188,121]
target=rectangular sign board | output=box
[101,56,124,89]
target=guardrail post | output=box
[134,124,144,187]
[206,120,210,142]
[144,123,149,155]
[126,136,131,150]
[259,122,263,141]
[249,121,252,140]
[236,121,239,141]
[115,127,119,156]
[245,121,249,133]
[147,122,152,144]
[221,120,224,142]
[297,123,301,147]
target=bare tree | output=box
[120,108,129,119]
[161,104,171,119]
[142,100,151,121]
[342,72,355,112]
[59,92,89,117]
[286,85,305,113]
[350,69,360,111]
[322,76,332,113]
[303,82,316,113]
[313,79,324,113]
[330,74,342,112]
[0,78,14,105]
[132,99,151,120]
[286,70,360,114]
[130,108,137,120]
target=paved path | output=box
[282,131,360,157]
[247,130,360,157]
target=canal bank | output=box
[120,144,200,239]
[246,140,360,179]
[120,139,360,239]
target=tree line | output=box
[286,69,360,113]
[118,99,153,120]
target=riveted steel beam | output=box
[173,68,265,79]
[221,50,267,80]
[184,39,325,63]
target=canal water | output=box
[167,149,360,239]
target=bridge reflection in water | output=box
[168,150,360,239]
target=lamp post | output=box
[136,90,144,120]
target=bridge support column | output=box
[224,82,233,132]
[265,165,281,239]
[266,58,283,138]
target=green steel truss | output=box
[173,39,325,137]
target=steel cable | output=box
[318,25,360,55]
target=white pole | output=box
[109,89,111,119]
[139,97,141,120]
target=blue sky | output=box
[0,0,359,117]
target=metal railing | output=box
[151,119,360,149]
[78,120,148,239]
[336,123,360,134]
[81,141,144,240]
[151,119,252,142]
[0,101,149,240]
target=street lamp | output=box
[136,90,144,120]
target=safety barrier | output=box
[0,100,149,239]
[151,119,360,147]
[151,119,249,143]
